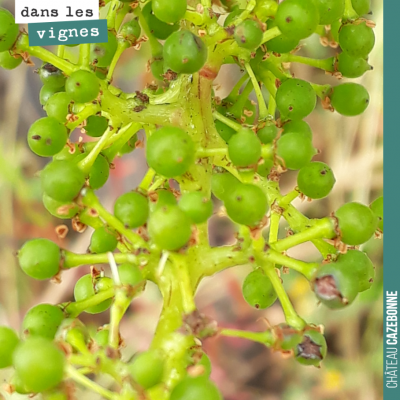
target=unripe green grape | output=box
[0,8,19,52]
[118,263,144,287]
[22,304,65,340]
[228,128,262,167]
[119,134,137,155]
[66,70,100,103]
[224,7,243,27]
[170,376,222,400]
[179,191,213,224]
[257,158,274,178]
[114,192,149,228]
[13,337,65,392]
[214,105,236,142]
[85,115,109,137]
[198,352,212,377]
[41,160,86,202]
[90,32,118,68]
[339,21,375,58]
[275,0,319,40]
[89,227,118,254]
[335,202,378,245]
[52,143,80,161]
[42,390,68,400]
[295,330,327,367]
[313,263,358,309]
[274,324,303,351]
[40,84,64,106]
[224,183,268,226]
[18,239,60,280]
[56,318,88,344]
[334,250,375,292]
[150,56,164,80]
[234,19,263,50]
[94,327,109,347]
[153,0,186,24]
[0,326,19,368]
[28,117,68,157]
[129,350,164,389]
[120,18,141,44]
[153,189,178,211]
[282,119,312,139]
[266,19,299,53]
[75,153,110,189]
[257,123,277,144]
[314,0,345,25]
[330,83,369,116]
[148,205,192,250]
[74,275,114,314]
[277,131,316,170]
[276,78,316,120]
[146,127,195,178]
[10,373,31,394]
[0,50,22,69]
[297,162,336,199]
[164,30,208,74]
[38,63,66,89]
[351,0,370,16]
[142,2,179,40]
[337,52,372,78]
[242,268,277,309]
[370,196,383,231]
[45,92,73,123]
[211,172,240,201]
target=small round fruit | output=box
[170,376,222,400]
[242,268,277,309]
[85,115,108,137]
[0,8,19,52]
[114,192,149,228]
[370,196,383,231]
[179,192,213,224]
[224,183,268,226]
[335,202,377,245]
[148,205,192,250]
[214,105,236,142]
[198,353,212,377]
[89,227,118,254]
[40,84,64,106]
[234,19,263,50]
[118,263,144,287]
[257,124,277,144]
[330,83,369,116]
[22,304,64,339]
[129,350,164,389]
[0,50,22,69]
[41,160,86,202]
[75,153,109,190]
[164,30,207,74]
[13,337,65,392]
[276,78,316,121]
[338,21,375,58]
[275,0,319,40]
[153,189,177,210]
[337,52,372,78]
[94,328,109,347]
[90,32,118,67]
[150,56,164,80]
[120,18,141,44]
[228,128,262,167]
[266,19,299,53]
[257,158,274,178]
[28,117,68,157]
[45,92,73,123]
[66,70,100,103]
[282,120,312,139]
[211,172,241,201]
[10,373,30,394]
[73,275,114,314]
[153,0,186,24]
[297,162,336,199]
[0,326,19,368]
[142,1,179,40]
[146,127,195,178]
[274,324,303,351]
[18,239,60,280]
[314,0,345,25]
[295,330,327,367]
[351,0,371,16]
[38,63,66,89]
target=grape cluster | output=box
[0,0,381,399]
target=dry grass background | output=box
[0,0,383,399]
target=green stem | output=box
[268,94,276,119]
[269,212,280,243]
[107,42,127,80]
[280,189,300,205]
[138,168,156,192]
[226,74,248,102]
[261,26,282,44]
[219,328,274,345]
[212,110,242,131]
[63,250,139,269]
[109,287,132,349]
[79,44,91,68]
[107,0,121,30]
[68,103,101,131]
[245,63,268,119]
[311,83,332,99]
[280,54,335,72]
[57,45,65,58]
[196,147,228,158]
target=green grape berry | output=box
[118,263,144,287]
[164,30,208,74]
[297,162,336,199]
[142,2,179,40]
[257,158,274,178]
[150,56,165,80]
[38,63,66,89]
[75,153,110,189]
[90,32,118,67]
[0,50,22,69]
[234,19,263,50]
[120,18,141,44]
[153,189,178,211]
[242,268,277,309]
[44,92,73,123]
[275,0,319,40]
[40,84,64,107]
[73,275,114,314]
[153,0,186,24]
[330,83,369,116]
[0,326,19,369]
[339,21,375,59]
[211,172,240,201]
[148,205,192,250]
[295,330,327,367]
[337,52,372,78]
[89,227,118,254]
[282,119,312,139]
[85,115,109,137]
[276,78,316,120]
[28,117,68,157]
[94,327,110,347]
[351,0,371,16]
[198,352,212,377]
[274,324,303,351]
[0,8,19,52]
[44,194,80,219]
[114,191,149,228]
[13,337,65,393]
[336,202,378,245]
[228,128,262,167]
[224,183,268,226]
[128,350,164,389]
[66,70,100,103]
[22,304,65,340]
[257,123,277,144]
[170,376,222,400]
[179,191,213,224]
[146,127,195,178]
[314,0,345,25]
[10,373,31,394]
[370,196,383,231]
[18,239,60,280]
[41,160,86,202]
[266,19,299,53]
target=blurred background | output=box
[0,0,383,399]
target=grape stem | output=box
[57,45,65,59]
[138,168,156,192]
[245,63,268,120]
[261,26,282,44]
[219,328,274,345]
[107,0,121,30]
[280,54,335,72]
[107,42,128,81]
[212,110,242,131]
[78,44,91,68]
